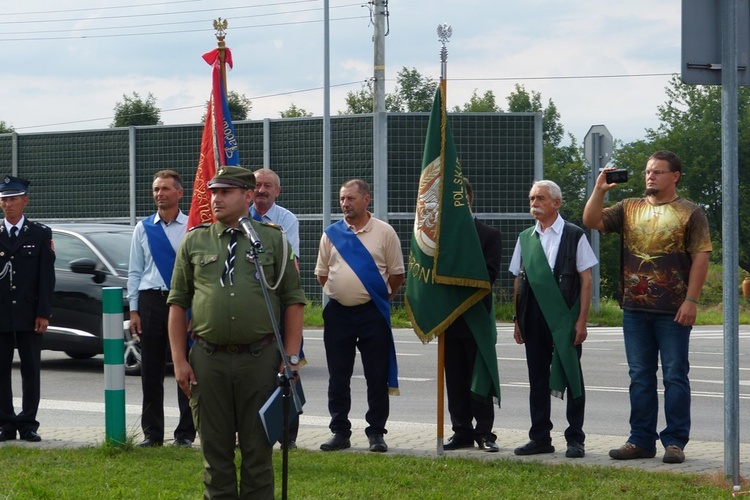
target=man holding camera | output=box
[583,150,712,465]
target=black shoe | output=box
[0,430,16,442]
[280,440,297,450]
[565,441,585,458]
[172,438,193,447]
[137,438,163,447]
[443,435,474,451]
[368,434,388,453]
[478,437,499,453]
[320,434,350,451]
[19,430,41,442]
[514,440,555,456]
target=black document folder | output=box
[259,379,305,446]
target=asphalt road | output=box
[14,324,750,443]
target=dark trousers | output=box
[190,339,278,498]
[523,298,585,445]
[323,299,390,438]
[276,306,300,446]
[0,331,42,434]
[139,291,195,442]
[444,325,496,443]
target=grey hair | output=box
[531,180,562,202]
[253,168,281,187]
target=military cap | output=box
[0,175,30,198]
[207,166,255,190]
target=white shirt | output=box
[4,215,25,235]
[508,214,597,276]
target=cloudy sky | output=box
[2,0,683,144]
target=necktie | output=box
[9,226,17,240]
[221,228,238,287]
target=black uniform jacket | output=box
[0,219,55,332]
[446,218,503,339]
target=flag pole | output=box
[213,18,229,96]
[435,23,452,456]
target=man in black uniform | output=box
[0,176,55,442]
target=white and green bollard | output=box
[102,287,126,445]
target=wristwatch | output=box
[288,354,300,366]
[512,315,518,322]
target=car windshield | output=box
[85,231,132,272]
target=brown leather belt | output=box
[196,333,275,354]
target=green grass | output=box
[0,445,737,499]
[305,297,749,330]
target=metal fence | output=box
[0,112,542,303]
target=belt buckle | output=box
[199,338,215,355]
[226,344,239,354]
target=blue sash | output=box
[325,220,399,394]
[142,214,176,288]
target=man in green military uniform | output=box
[168,166,305,499]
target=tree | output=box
[340,67,437,114]
[391,67,437,112]
[280,103,312,118]
[342,82,374,114]
[341,79,401,114]
[200,91,252,122]
[507,84,565,145]
[0,121,13,133]
[452,89,502,113]
[111,92,161,127]
[226,91,252,121]
[616,75,750,273]
[506,84,587,225]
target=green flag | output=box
[405,87,501,402]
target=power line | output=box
[0,0,317,25]
[0,15,367,42]
[5,0,202,16]
[0,3,361,36]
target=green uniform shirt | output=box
[168,220,306,345]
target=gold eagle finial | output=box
[213,18,228,40]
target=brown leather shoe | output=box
[663,445,685,464]
[609,442,656,460]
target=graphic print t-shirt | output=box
[601,197,712,314]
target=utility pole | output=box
[372,0,388,220]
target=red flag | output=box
[187,48,240,229]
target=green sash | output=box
[519,228,583,401]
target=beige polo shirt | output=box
[315,214,405,306]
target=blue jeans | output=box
[622,310,691,451]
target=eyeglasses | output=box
[643,169,673,176]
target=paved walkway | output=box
[3,418,746,480]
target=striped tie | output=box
[221,228,238,287]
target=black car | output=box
[44,223,141,375]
